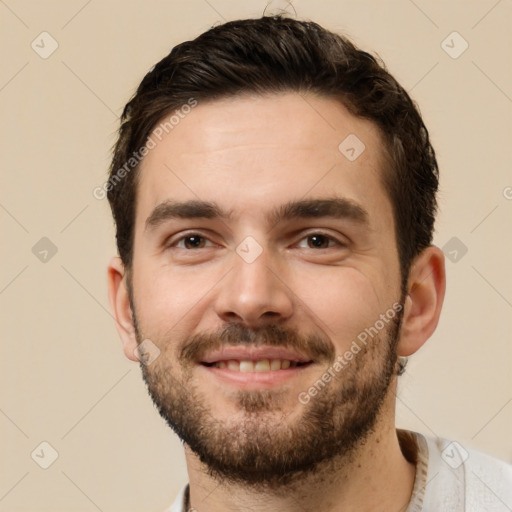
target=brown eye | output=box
[182,235,206,249]
[170,234,213,250]
[306,234,331,249]
[296,233,342,250]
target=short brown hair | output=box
[107,16,439,288]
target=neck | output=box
[184,400,416,512]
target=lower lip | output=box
[198,364,313,389]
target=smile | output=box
[198,346,315,388]
[202,359,311,372]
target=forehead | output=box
[135,93,392,232]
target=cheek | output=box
[132,263,218,344]
[133,251,394,357]
[134,258,230,357]
[292,266,384,349]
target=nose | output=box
[214,246,294,328]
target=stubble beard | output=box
[133,302,404,489]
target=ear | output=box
[107,256,139,362]
[398,245,446,357]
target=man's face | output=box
[129,93,404,484]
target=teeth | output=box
[227,360,239,371]
[254,359,270,372]
[239,360,254,373]
[270,359,281,370]
[213,359,301,372]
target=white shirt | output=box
[165,430,512,512]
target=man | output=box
[106,16,512,512]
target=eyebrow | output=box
[144,197,369,232]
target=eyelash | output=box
[167,231,347,250]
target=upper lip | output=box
[200,346,313,364]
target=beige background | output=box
[1,0,511,510]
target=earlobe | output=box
[397,246,446,357]
[107,257,139,362]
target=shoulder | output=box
[418,432,512,511]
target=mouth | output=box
[198,347,314,388]
[202,358,311,372]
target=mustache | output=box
[179,323,335,364]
